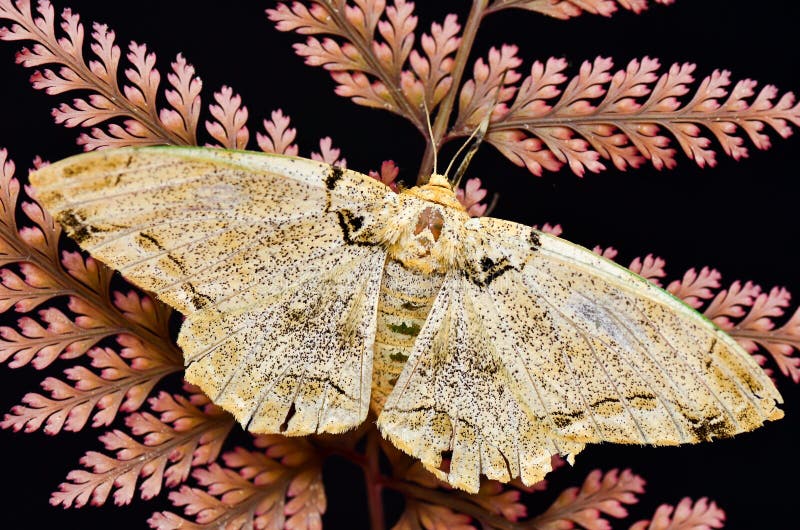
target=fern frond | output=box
[0,151,182,435]
[257,109,300,155]
[630,497,725,530]
[205,86,250,150]
[407,14,461,109]
[311,136,347,166]
[392,501,474,530]
[530,469,645,529]
[51,388,235,508]
[456,44,522,131]
[149,435,325,529]
[667,267,724,309]
[475,57,799,176]
[0,306,113,369]
[628,254,667,286]
[269,0,454,132]
[455,178,489,217]
[2,335,180,434]
[0,1,248,149]
[369,159,400,191]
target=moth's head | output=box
[384,180,469,274]
[403,173,466,212]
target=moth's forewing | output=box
[30,147,396,434]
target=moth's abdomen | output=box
[372,260,444,412]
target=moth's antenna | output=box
[450,111,490,189]
[446,71,508,189]
[422,99,438,175]
[443,125,482,181]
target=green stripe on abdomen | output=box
[371,260,444,413]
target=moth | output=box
[30,147,783,493]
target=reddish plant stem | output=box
[363,429,386,530]
[326,432,514,529]
[417,0,489,183]
[729,329,800,346]
[381,479,520,530]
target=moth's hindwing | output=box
[30,146,397,435]
[378,216,783,493]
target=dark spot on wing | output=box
[138,232,188,273]
[280,402,297,433]
[325,165,344,190]
[590,397,620,408]
[336,209,375,246]
[629,393,658,409]
[529,229,541,250]
[687,415,732,441]
[139,232,164,250]
[57,209,93,243]
[185,281,213,310]
[306,376,346,398]
[349,214,363,231]
[705,338,717,369]
[552,410,584,428]
[168,254,187,272]
[467,256,516,287]
[61,164,86,178]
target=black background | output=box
[0,1,798,528]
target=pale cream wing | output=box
[30,146,397,434]
[378,216,783,492]
[377,270,586,493]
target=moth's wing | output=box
[378,217,783,493]
[30,147,396,434]
[377,270,586,493]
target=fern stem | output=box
[417,0,489,183]
[364,428,386,530]
[382,479,520,530]
[729,329,800,347]
[485,111,755,131]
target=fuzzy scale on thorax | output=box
[370,175,469,412]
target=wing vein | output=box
[477,281,568,444]
[636,306,742,430]
[36,160,176,193]
[212,318,272,403]
[116,226,232,272]
[537,294,651,444]
[183,324,249,366]
[573,290,689,442]
[152,229,281,294]
[54,171,216,209]
[712,358,768,421]
[195,243,358,311]
[88,216,244,253]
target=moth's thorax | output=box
[385,175,469,274]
